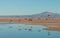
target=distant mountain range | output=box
[29,12,60,18]
[0,12,60,18]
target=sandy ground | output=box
[43,27,60,31]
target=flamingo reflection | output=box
[24,28,27,30]
[38,29,41,32]
[9,26,13,28]
[18,28,22,30]
[30,26,33,28]
[28,28,32,31]
[48,31,50,36]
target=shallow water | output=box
[0,23,60,38]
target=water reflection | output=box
[30,26,32,28]
[38,29,41,32]
[28,28,32,31]
[18,28,22,30]
[48,31,50,36]
[9,26,13,28]
[0,23,60,38]
[24,28,27,30]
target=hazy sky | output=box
[0,0,60,15]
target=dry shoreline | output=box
[43,27,60,31]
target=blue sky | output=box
[0,0,60,15]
